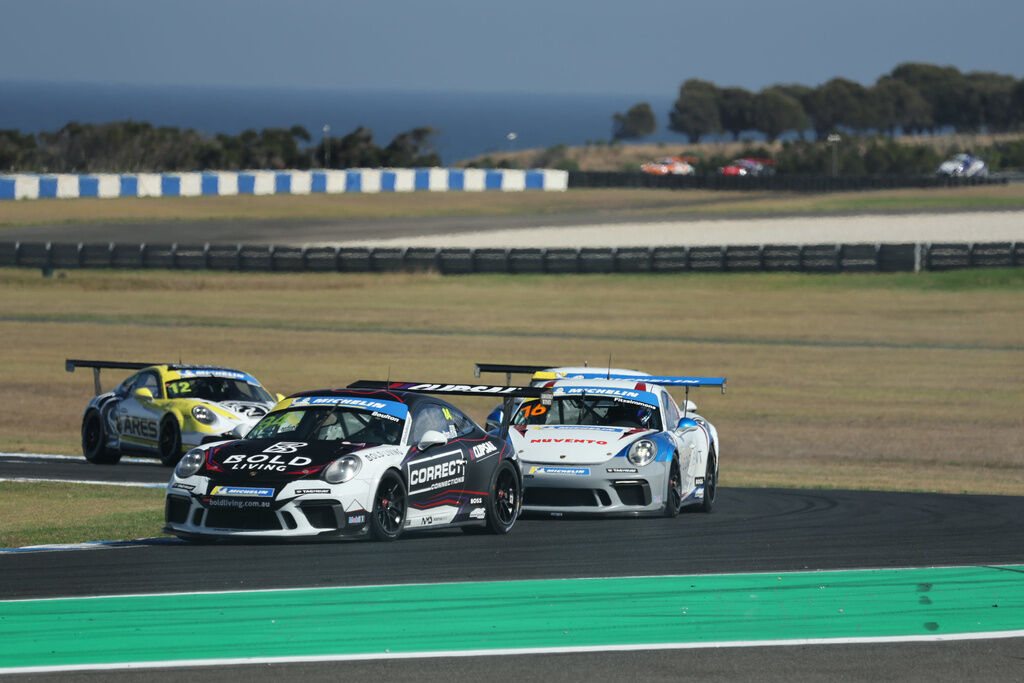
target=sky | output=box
[1,0,1022,97]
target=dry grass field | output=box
[1,267,1021,497]
[2,184,1024,228]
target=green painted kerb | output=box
[1,565,1022,669]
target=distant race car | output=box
[68,359,280,466]
[509,373,725,517]
[718,157,776,176]
[640,156,697,176]
[936,153,988,177]
[164,381,544,542]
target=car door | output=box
[404,402,472,528]
[115,370,163,451]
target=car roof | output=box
[283,388,456,411]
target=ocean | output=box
[1,81,679,165]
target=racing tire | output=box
[700,447,717,513]
[663,455,682,518]
[485,460,521,534]
[82,410,120,464]
[369,470,407,541]
[157,417,183,467]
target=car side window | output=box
[410,404,450,444]
[134,372,161,397]
[450,406,477,437]
[662,392,680,429]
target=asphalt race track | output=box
[2,454,1023,679]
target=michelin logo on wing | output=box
[292,396,388,410]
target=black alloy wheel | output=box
[700,447,717,513]
[370,471,407,541]
[663,456,682,517]
[82,411,120,464]
[486,461,521,534]
[158,417,182,466]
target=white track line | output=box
[0,452,156,465]
[4,630,1024,675]
[0,477,163,488]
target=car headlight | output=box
[175,448,206,478]
[191,405,217,425]
[627,439,658,467]
[323,455,362,484]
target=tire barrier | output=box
[0,168,569,200]
[568,171,1009,192]
[2,241,1020,274]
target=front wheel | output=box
[663,456,682,517]
[700,447,717,513]
[158,417,182,467]
[370,471,407,541]
[485,460,521,534]
[82,410,120,464]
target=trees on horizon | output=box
[0,122,440,174]
[659,62,1024,144]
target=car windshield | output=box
[165,377,273,403]
[246,406,406,444]
[513,396,661,430]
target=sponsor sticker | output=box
[210,486,274,497]
[607,467,638,474]
[177,368,255,384]
[553,386,659,407]
[346,514,366,525]
[205,497,272,510]
[408,449,467,494]
[172,482,195,491]
[118,416,158,440]
[221,446,312,472]
[295,488,330,495]
[469,508,486,519]
[472,442,498,459]
[290,396,409,420]
[528,466,591,476]
[530,438,608,445]
[695,476,705,486]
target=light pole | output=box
[322,124,331,169]
[827,133,841,177]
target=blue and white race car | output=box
[508,374,725,517]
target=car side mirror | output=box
[133,387,154,401]
[418,429,448,450]
[676,417,699,432]
[275,393,285,402]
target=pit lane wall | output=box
[0,168,569,200]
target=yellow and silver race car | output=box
[67,359,282,466]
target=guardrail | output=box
[568,171,1009,192]
[2,241,1020,274]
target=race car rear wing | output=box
[65,359,162,395]
[562,374,727,394]
[348,380,552,438]
[473,363,556,383]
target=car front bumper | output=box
[520,459,670,516]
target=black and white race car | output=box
[164,381,545,542]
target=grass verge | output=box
[0,482,164,548]
[1,185,1022,227]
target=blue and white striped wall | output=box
[0,168,569,200]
